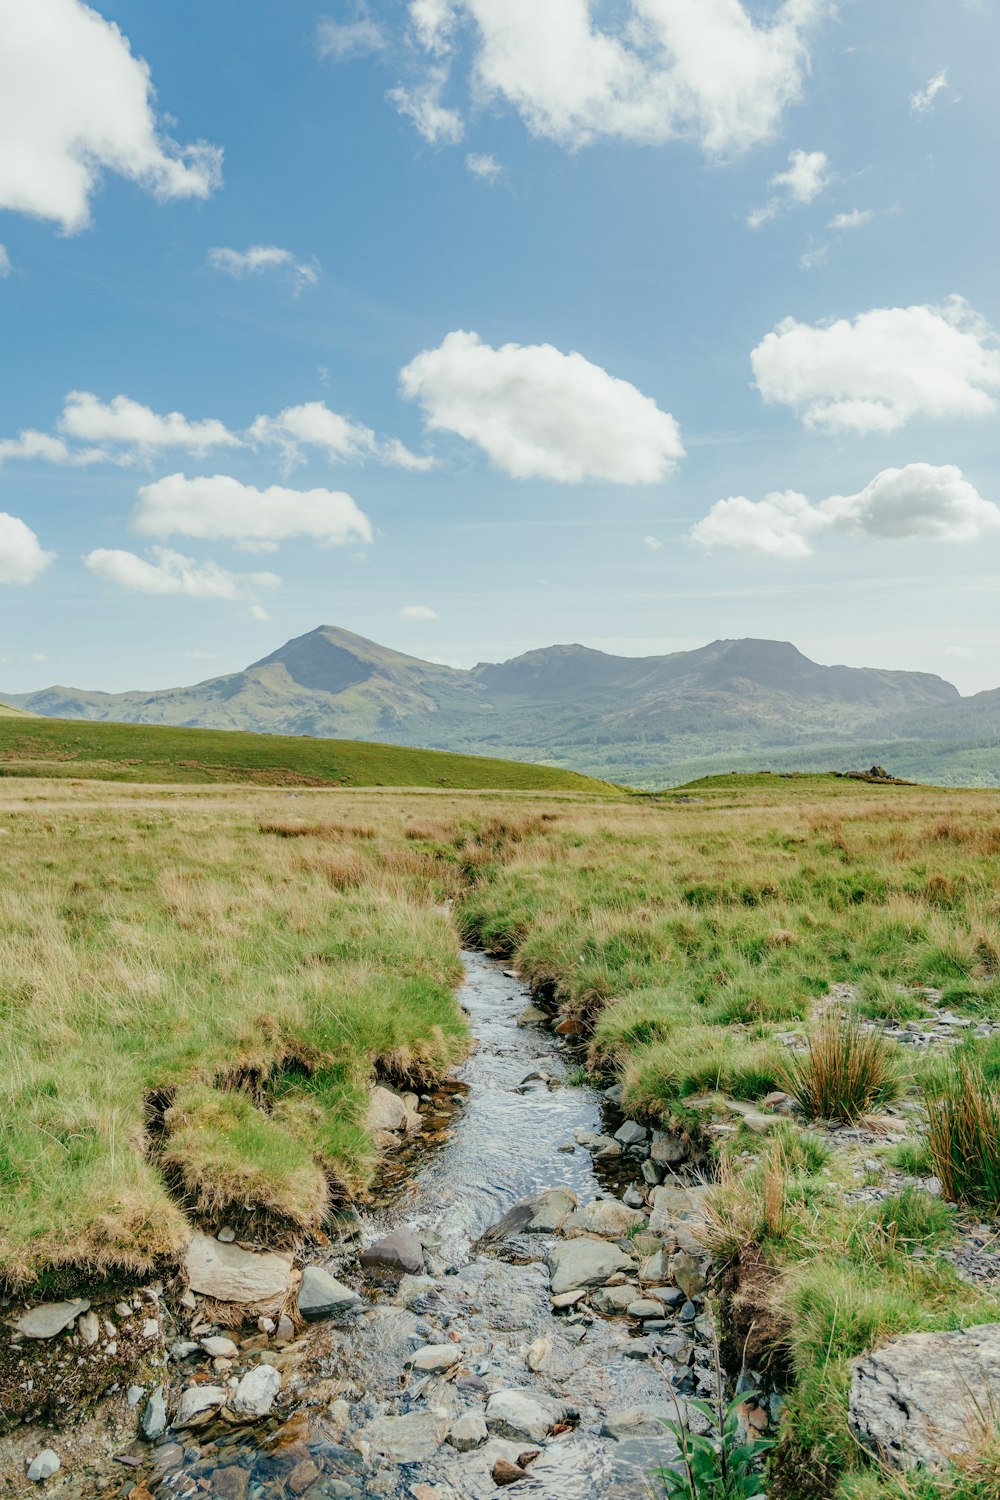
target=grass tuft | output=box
[924,1061,1000,1212]
[780,1015,903,1121]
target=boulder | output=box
[231,1363,281,1419]
[671,1250,709,1299]
[359,1410,450,1462]
[485,1389,557,1443]
[200,1335,239,1360]
[591,1284,639,1315]
[297,1265,361,1322]
[614,1120,649,1146]
[547,1237,632,1295]
[172,1384,227,1429]
[185,1232,293,1305]
[562,1199,647,1239]
[850,1324,1000,1469]
[651,1132,688,1166]
[448,1410,488,1451]
[13,1299,89,1340]
[526,1188,577,1233]
[361,1229,424,1275]
[369,1086,409,1133]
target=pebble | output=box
[27,1450,61,1483]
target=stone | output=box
[13,1299,89,1340]
[526,1188,577,1233]
[217,1226,237,1243]
[398,1274,438,1308]
[591,1284,639,1315]
[297,1265,362,1322]
[627,1299,665,1319]
[547,1237,633,1295]
[639,1250,672,1284]
[648,1286,685,1310]
[550,1289,587,1309]
[78,1310,100,1346]
[140,1386,168,1442]
[562,1199,646,1239]
[671,1250,709,1299]
[623,1186,645,1209]
[518,1006,547,1028]
[172,1384,227,1428]
[642,1160,665,1186]
[185,1232,293,1305]
[526,1335,551,1372]
[26,1450,61,1483]
[287,1458,320,1495]
[231,1362,281,1418]
[409,1343,460,1374]
[449,1411,488,1451]
[359,1410,450,1462]
[211,1468,249,1500]
[651,1133,688,1166]
[625,1338,656,1359]
[361,1228,424,1275]
[492,1459,527,1486]
[849,1323,1000,1469]
[201,1336,239,1359]
[485,1389,556,1443]
[648,1182,709,1236]
[369,1085,409,1133]
[614,1120,649,1146]
[601,1407,671,1440]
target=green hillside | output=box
[0,700,32,717]
[0,716,616,793]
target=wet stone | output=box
[14,1299,90,1340]
[361,1228,424,1275]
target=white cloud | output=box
[247,604,273,622]
[400,329,683,483]
[751,297,1000,434]
[691,464,1000,558]
[248,402,435,471]
[401,0,826,155]
[748,148,832,227]
[466,151,502,180]
[316,8,387,60]
[0,0,221,233]
[400,604,439,620]
[60,391,240,456]
[643,535,663,550]
[0,429,108,466]
[0,245,10,277]
[83,546,281,599]
[132,473,374,550]
[208,245,318,292]
[911,70,949,115]
[828,208,873,231]
[389,67,465,144]
[0,513,54,585]
[31,652,48,662]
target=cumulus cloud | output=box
[0,429,108,466]
[0,245,10,277]
[316,7,387,60]
[389,67,465,144]
[0,0,221,233]
[398,0,826,155]
[691,464,1000,558]
[132,473,374,551]
[400,330,683,483]
[248,402,434,471]
[911,70,949,115]
[208,245,317,292]
[60,391,240,456]
[828,208,873,231]
[466,151,502,180]
[0,513,54,585]
[748,148,832,227]
[643,535,664,550]
[751,297,1000,434]
[400,604,439,620]
[84,546,280,599]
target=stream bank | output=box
[3,952,722,1497]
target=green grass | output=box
[0,715,617,793]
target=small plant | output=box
[780,1015,902,1121]
[889,1139,932,1176]
[653,1346,774,1500]
[565,1065,590,1087]
[924,1061,1000,1212]
[855,975,926,1022]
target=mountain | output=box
[6,625,998,787]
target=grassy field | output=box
[4,768,1000,1495]
[0,714,614,793]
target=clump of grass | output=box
[855,975,927,1021]
[780,1015,903,1121]
[849,1186,954,1264]
[890,1139,933,1176]
[924,1061,1000,1212]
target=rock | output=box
[627,1299,665,1319]
[651,1132,688,1166]
[211,1469,249,1500]
[642,1160,665,1186]
[361,1228,424,1275]
[592,1284,639,1315]
[287,1458,320,1495]
[139,1386,168,1441]
[526,1336,551,1371]
[200,1335,239,1359]
[518,1006,548,1028]
[217,1226,237,1243]
[185,1232,293,1305]
[639,1250,672,1284]
[397,1274,438,1308]
[671,1250,709,1299]
[547,1237,633,1294]
[369,1085,409,1133]
[562,1199,647,1239]
[170,1339,200,1360]
[297,1265,361,1322]
[172,1384,227,1428]
[231,1363,281,1418]
[601,1407,671,1439]
[623,1186,645,1209]
[849,1324,1000,1468]
[409,1343,460,1374]
[359,1410,449,1462]
[78,1310,100,1346]
[614,1120,649,1146]
[550,1290,587,1309]
[625,1338,656,1359]
[449,1411,488,1451]
[526,1188,577,1233]
[648,1286,685,1309]
[492,1459,527,1486]
[13,1299,90,1340]
[485,1389,556,1443]
[648,1182,709,1236]
[26,1450,60,1483]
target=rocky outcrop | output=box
[184,1232,293,1306]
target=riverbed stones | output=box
[359,1410,450,1462]
[627,1299,666,1320]
[601,1407,670,1440]
[448,1410,488,1451]
[614,1120,649,1147]
[369,1086,410,1133]
[200,1335,239,1359]
[547,1237,633,1294]
[409,1343,460,1374]
[849,1323,1000,1468]
[172,1384,227,1428]
[592,1283,639,1315]
[526,1188,577,1233]
[671,1250,709,1299]
[230,1362,281,1418]
[361,1228,424,1275]
[139,1386,168,1441]
[13,1299,90,1340]
[562,1199,647,1239]
[26,1449,60,1483]
[651,1132,688,1166]
[297,1265,362,1321]
[493,1458,528,1486]
[485,1389,556,1443]
[185,1231,293,1305]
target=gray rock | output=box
[139,1386,168,1442]
[369,1085,409,1133]
[547,1237,633,1294]
[614,1120,649,1146]
[671,1250,709,1299]
[850,1323,1000,1468]
[297,1265,362,1321]
[397,1274,438,1308]
[651,1132,688,1166]
[485,1389,557,1442]
[526,1187,577,1233]
[200,1335,238,1359]
[642,1160,665,1186]
[625,1338,656,1359]
[627,1299,665,1319]
[408,1343,460,1373]
[449,1410,488,1451]
[231,1363,281,1418]
[13,1299,90,1340]
[601,1406,671,1439]
[359,1409,450,1462]
[26,1450,61,1483]
[591,1283,639,1315]
[78,1310,100,1346]
[562,1199,646,1239]
[185,1231,292,1305]
[623,1186,645,1209]
[172,1384,227,1429]
[361,1228,424,1275]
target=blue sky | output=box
[1,0,999,695]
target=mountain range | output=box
[6,625,1000,787]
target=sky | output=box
[1,0,999,696]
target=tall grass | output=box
[924,1062,1000,1211]
[780,1016,903,1121]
